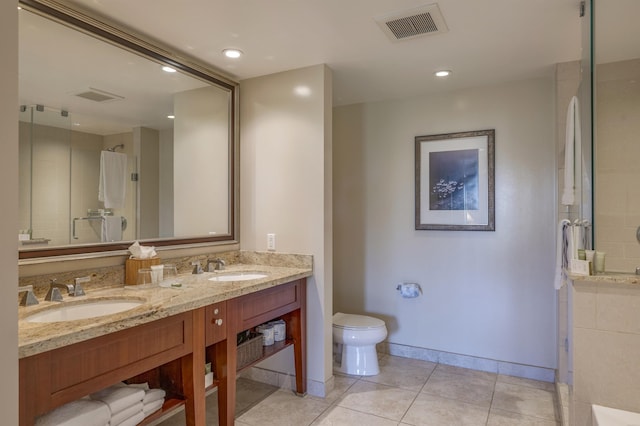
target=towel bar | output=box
[72,215,127,239]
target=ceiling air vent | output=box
[74,87,124,103]
[375,3,448,42]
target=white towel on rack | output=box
[98,151,128,209]
[561,96,581,205]
[554,219,571,290]
[90,385,144,416]
[112,411,144,426]
[109,402,142,426]
[101,215,123,242]
[35,399,110,426]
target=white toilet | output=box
[332,312,387,376]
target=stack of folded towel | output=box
[90,384,145,426]
[35,399,110,426]
[35,382,166,426]
[141,387,166,418]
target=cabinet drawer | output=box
[233,280,302,330]
[205,301,227,346]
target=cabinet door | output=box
[205,301,227,346]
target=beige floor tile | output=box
[311,405,400,426]
[156,378,280,426]
[435,364,498,383]
[487,408,560,425]
[491,382,558,421]
[236,389,330,426]
[337,380,418,422]
[497,374,556,392]
[422,369,496,408]
[362,354,436,392]
[401,392,489,426]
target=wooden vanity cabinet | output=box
[215,279,307,426]
[19,278,307,426]
[19,309,205,426]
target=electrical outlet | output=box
[267,233,276,251]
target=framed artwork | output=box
[415,129,495,231]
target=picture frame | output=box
[415,129,495,231]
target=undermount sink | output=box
[25,299,144,323]
[208,272,268,282]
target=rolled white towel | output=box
[143,398,164,417]
[90,385,145,416]
[109,402,142,426]
[35,399,110,426]
[112,411,144,426]
[143,388,166,405]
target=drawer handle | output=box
[213,318,223,326]
[214,308,219,315]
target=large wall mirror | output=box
[18,0,238,259]
[592,0,640,272]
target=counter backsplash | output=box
[18,250,313,301]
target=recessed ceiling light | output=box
[223,49,243,59]
[167,115,175,119]
[162,66,177,73]
[435,70,452,77]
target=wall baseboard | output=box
[379,342,556,383]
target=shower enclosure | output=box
[18,105,137,247]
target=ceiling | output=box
[58,0,585,107]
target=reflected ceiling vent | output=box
[375,3,448,42]
[74,87,124,103]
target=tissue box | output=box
[125,257,161,285]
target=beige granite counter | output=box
[19,262,312,358]
[571,272,640,285]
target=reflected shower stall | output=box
[18,105,137,247]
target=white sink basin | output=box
[208,272,268,282]
[25,299,143,323]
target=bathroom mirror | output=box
[592,0,640,272]
[18,0,238,259]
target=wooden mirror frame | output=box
[18,0,239,259]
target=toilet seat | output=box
[333,312,385,329]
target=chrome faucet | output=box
[206,258,226,272]
[192,261,204,274]
[73,276,89,296]
[45,278,82,301]
[18,285,39,306]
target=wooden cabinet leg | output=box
[214,337,236,426]
[182,308,206,426]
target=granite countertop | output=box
[571,272,640,285]
[18,263,312,358]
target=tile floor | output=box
[156,353,560,426]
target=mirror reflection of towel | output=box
[102,215,123,242]
[99,151,127,209]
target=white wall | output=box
[240,65,333,393]
[174,86,229,236]
[159,128,174,237]
[136,127,160,239]
[1,2,19,423]
[333,78,558,370]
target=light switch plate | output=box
[267,233,276,251]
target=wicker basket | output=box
[237,333,263,370]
